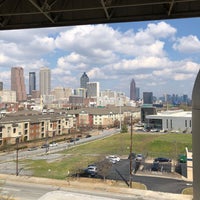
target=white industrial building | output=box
[145,110,192,133]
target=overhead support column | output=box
[101,0,111,20]
[28,0,55,23]
[168,0,175,16]
[192,70,200,200]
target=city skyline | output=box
[3,66,192,101]
[0,18,199,98]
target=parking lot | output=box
[78,157,191,194]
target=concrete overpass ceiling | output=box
[0,0,200,30]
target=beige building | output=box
[0,111,74,145]
[51,87,73,101]
[0,90,16,103]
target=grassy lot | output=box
[24,132,192,180]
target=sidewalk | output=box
[0,174,193,200]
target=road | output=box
[0,179,192,200]
[0,128,120,175]
[0,128,119,163]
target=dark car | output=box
[178,154,187,163]
[28,146,38,151]
[151,162,162,171]
[128,152,136,160]
[85,134,92,138]
[69,138,75,143]
[154,157,171,163]
[41,144,49,148]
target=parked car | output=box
[41,144,49,148]
[128,152,136,160]
[151,162,162,171]
[135,154,144,162]
[85,165,98,176]
[69,138,75,143]
[28,146,38,151]
[106,155,120,164]
[85,134,92,138]
[154,157,171,163]
[178,154,187,163]
[49,142,58,147]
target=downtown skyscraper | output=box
[80,72,89,89]
[130,78,136,101]
[39,67,51,96]
[11,67,27,102]
[29,72,36,95]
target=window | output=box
[24,123,28,129]
[190,120,192,128]
[166,119,168,129]
[185,120,187,128]
[13,128,16,133]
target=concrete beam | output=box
[192,70,200,200]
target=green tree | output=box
[121,124,128,133]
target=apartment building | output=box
[0,111,73,145]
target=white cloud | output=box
[30,35,55,52]
[173,35,200,53]
[174,73,194,81]
[0,20,198,97]
[145,21,177,38]
[0,53,9,64]
[88,67,108,80]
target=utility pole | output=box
[46,122,49,153]
[129,115,133,188]
[16,137,19,176]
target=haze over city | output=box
[0,18,200,98]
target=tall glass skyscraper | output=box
[143,92,153,104]
[0,82,3,91]
[39,67,51,95]
[11,67,27,101]
[130,78,136,101]
[29,72,36,95]
[80,72,89,89]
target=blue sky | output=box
[0,18,200,98]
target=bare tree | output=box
[96,159,112,181]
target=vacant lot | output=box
[23,132,192,180]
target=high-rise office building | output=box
[39,67,51,96]
[0,82,3,91]
[143,92,153,104]
[86,82,100,98]
[80,72,89,89]
[130,78,136,101]
[136,87,140,100]
[29,72,36,95]
[11,67,27,102]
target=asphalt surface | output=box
[0,175,193,200]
